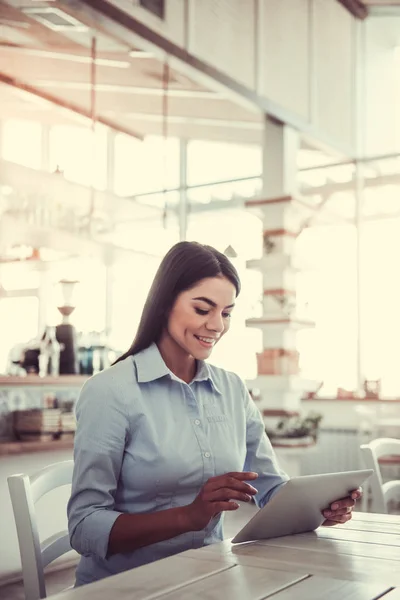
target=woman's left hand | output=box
[321,488,362,526]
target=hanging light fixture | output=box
[161,55,169,229]
[224,245,238,258]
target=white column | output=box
[261,117,299,199]
[246,120,316,417]
[354,19,366,396]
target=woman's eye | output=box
[195,308,208,316]
[222,313,232,319]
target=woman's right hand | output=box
[183,471,259,531]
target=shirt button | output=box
[194,419,201,425]
[204,452,211,458]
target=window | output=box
[1,119,42,169]
[0,296,39,373]
[187,141,261,186]
[49,125,107,190]
[114,135,180,197]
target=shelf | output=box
[0,438,74,456]
[303,396,400,403]
[0,375,88,387]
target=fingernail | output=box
[324,511,331,517]
[331,503,338,510]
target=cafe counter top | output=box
[0,375,87,387]
[0,437,74,456]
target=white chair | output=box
[360,438,400,513]
[8,460,74,600]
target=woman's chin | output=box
[191,343,214,360]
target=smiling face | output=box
[163,275,236,362]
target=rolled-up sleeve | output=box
[241,380,289,508]
[67,375,129,559]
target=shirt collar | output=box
[134,343,170,383]
[134,343,221,394]
[193,360,222,395]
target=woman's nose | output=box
[206,313,224,333]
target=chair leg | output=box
[360,481,369,512]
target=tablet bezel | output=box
[231,468,373,544]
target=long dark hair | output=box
[114,241,241,363]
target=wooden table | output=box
[50,512,400,600]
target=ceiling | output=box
[0,0,262,145]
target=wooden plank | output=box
[181,547,235,562]
[258,533,400,561]
[351,513,400,525]
[315,527,400,546]
[229,543,400,584]
[341,521,400,536]
[48,555,235,600]
[158,564,309,600]
[270,575,391,600]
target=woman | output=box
[68,241,360,586]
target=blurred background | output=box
[2,0,400,590]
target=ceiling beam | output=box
[0,72,143,140]
[337,0,368,19]
[72,0,356,158]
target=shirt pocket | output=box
[205,413,228,424]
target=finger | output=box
[208,472,258,484]
[323,506,352,519]
[330,497,356,511]
[326,513,352,525]
[206,488,253,503]
[214,501,240,512]
[206,477,258,495]
[351,487,362,500]
[227,471,259,480]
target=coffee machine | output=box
[55,279,79,374]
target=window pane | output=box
[109,254,161,354]
[1,119,42,169]
[114,134,180,197]
[187,141,261,186]
[0,296,39,373]
[49,125,107,190]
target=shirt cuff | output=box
[79,509,123,559]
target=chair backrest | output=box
[8,460,74,600]
[360,438,400,513]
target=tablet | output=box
[231,468,373,544]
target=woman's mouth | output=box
[194,335,216,348]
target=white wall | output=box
[260,0,310,120]
[111,0,187,47]
[312,0,355,150]
[0,449,76,584]
[364,16,400,157]
[107,0,358,154]
[188,0,256,89]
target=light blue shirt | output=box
[67,343,288,586]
